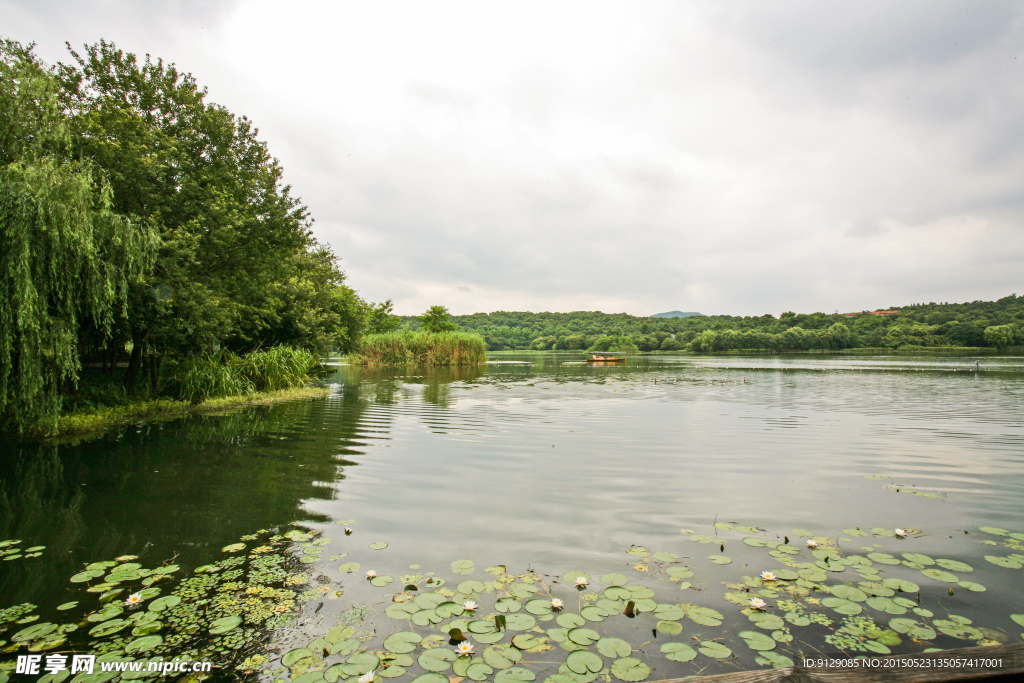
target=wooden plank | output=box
[649,642,1024,683]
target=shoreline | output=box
[32,386,331,440]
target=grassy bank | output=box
[354,330,488,365]
[45,386,331,439]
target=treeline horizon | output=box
[394,295,1024,353]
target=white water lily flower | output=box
[456,642,475,655]
[124,593,142,608]
[760,571,777,581]
[806,539,818,548]
[463,600,478,611]
[551,598,564,610]
[894,528,907,538]
[366,570,377,579]
[358,670,375,683]
[574,576,588,587]
[749,597,767,610]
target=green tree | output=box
[1,40,157,431]
[984,324,1014,349]
[366,299,401,335]
[418,305,458,333]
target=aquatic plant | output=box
[354,331,487,366]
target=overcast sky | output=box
[4,1,1022,316]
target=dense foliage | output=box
[398,296,1024,352]
[0,40,366,432]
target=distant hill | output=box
[651,311,704,318]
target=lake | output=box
[2,353,1023,679]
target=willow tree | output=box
[0,41,156,432]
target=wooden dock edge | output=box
[648,642,1024,683]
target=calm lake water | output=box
[3,352,1023,677]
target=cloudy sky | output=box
[4,1,1022,316]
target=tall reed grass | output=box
[169,347,321,402]
[354,331,487,366]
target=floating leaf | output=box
[338,562,361,573]
[698,641,732,659]
[562,571,591,584]
[889,618,936,640]
[580,606,605,622]
[755,651,795,668]
[209,615,242,634]
[221,543,245,553]
[979,527,1009,536]
[525,599,554,615]
[27,632,66,651]
[594,637,631,658]
[70,569,104,583]
[921,568,958,583]
[866,596,906,615]
[567,628,600,646]
[822,597,862,615]
[13,623,56,642]
[936,559,973,572]
[344,653,382,676]
[610,657,650,682]
[371,575,395,587]
[830,585,868,602]
[505,613,536,630]
[957,581,986,592]
[867,553,901,565]
[482,644,522,669]
[489,597,518,613]
[56,602,78,611]
[384,632,422,653]
[882,578,919,592]
[738,630,776,651]
[496,667,537,683]
[604,587,631,600]
[660,642,697,662]
[600,573,627,586]
[684,605,723,627]
[452,560,475,575]
[410,675,448,683]
[657,620,683,636]
[708,556,732,565]
[369,541,389,550]
[565,650,603,674]
[748,613,784,630]
[984,555,1022,569]
[125,635,162,654]
[458,580,487,594]
[88,619,128,637]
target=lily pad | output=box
[660,642,697,662]
[338,562,361,573]
[866,596,907,615]
[698,641,732,659]
[600,573,627,586]
[738,630,776,651]
[209,615,242,634]
[344,653,382,676]
[889,618,936,640]
[882,578,919,592]
[56,602,79,611]
[979,527,1008,536]
[562,571,591,584]
[708,556,732,565]
[483,644,522,669]
[755,651,795,668]
[565,650,603,674]
[496,668,537,683]
[525,599,554,615]
[921,568,958,583]
[13,623,57,642]
[452,559,475,575]
[371,575,395,587]
[410,675,448,683]
[610,657,650,682]
[936,559,973,572]
[957,581,986,592]
[369,541,389,550]
[604,586,631,600]
[496,598,522,613]
[221,543,246,553]
[595,637,631,658]
[567,628,600,646]
[148,595,181,612]
[125,635,162,654]
[384,631,422,653]
[822,597,862,615]
[657,620,683,635]
[70,569,104,583]
[505,613,536,630]
[984,555,1022,569]
[684,605,723,627]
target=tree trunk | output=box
[149,354,160,394]
[122,330,145,392]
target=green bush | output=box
[168,347,321,402]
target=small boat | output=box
[587,355,626,363]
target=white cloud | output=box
[4,0,1022,316]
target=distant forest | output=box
[397,295,1024,352]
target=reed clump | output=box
[355,331,487,366]
[169,347,321,403]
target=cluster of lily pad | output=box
[2,520,1024,683]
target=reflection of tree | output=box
[0,392,369,610]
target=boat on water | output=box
[586,355,626,363]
